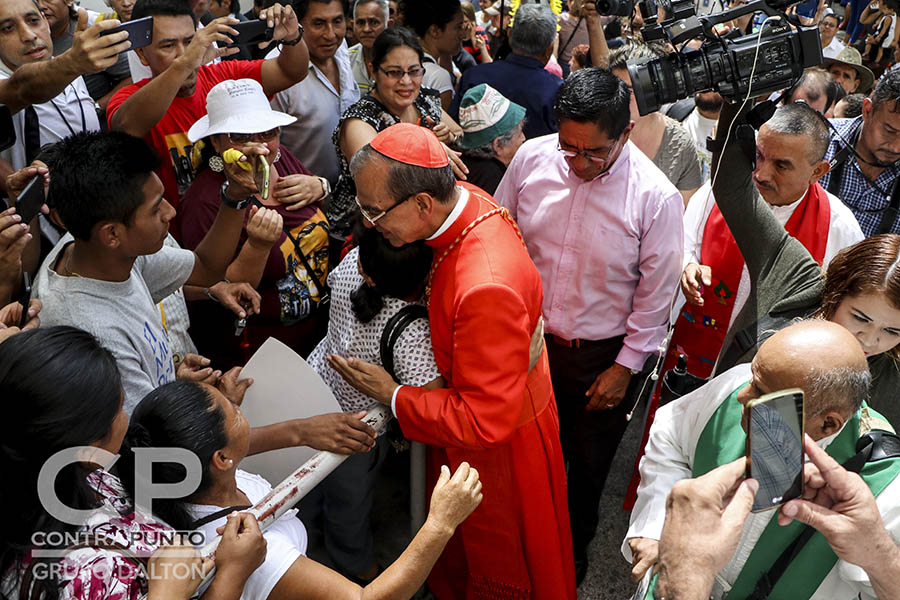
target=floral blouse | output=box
[328,87,443,239]
[2,470,171,600]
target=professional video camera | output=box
[604,0,823,115]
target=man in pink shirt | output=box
[494,67,683,585]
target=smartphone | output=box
[254,155,270,200]
[16,175,45,225]
[99,16,154,50]
[18,272,31,329]
[226,19,274,47]
[746,388,805,512]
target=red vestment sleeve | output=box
[395,282,533,449]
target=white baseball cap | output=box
[187,78,296,142]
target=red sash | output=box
[623,183,832,511]
[672,183,831,378]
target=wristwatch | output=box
[220,181,253,210]
[281,23,304,46]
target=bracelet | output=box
[220,181,252,210]
[203,279,231,303]
[280,23,304,46]
[317,176,330,200]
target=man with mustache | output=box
[820,69,900,236]
[271,0,360,188]
[0,0,130,191]
[676,103,863,383]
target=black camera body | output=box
[626,0,823,115]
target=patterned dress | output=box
[328,87,443,239]
[2,471,171,600]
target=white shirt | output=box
[822,36,846,59]
[681,108,717,182]
[625,363,900,600]
[883,14,898,48]
[270,41,360,185]
[0,69,100,172]
[422,51,453,95]
[192,470,307,600]
[680,183,864,327]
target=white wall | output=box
[75,0,255,14]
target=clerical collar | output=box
[427,186,469,240]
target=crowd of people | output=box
[2,0,900,598]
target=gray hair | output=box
[509,4,558,59]
[764,102,830,163]
[464,119,525,159]
[350,144,457,204]
[353,0,389,23]
[804,365,871,419]
[607,40,663,73]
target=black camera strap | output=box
[826,120,900,235]
[746,430,900,600]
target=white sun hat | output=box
[187,78,296,142]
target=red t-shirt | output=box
[107,60,265,209]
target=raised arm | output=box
[583,1,610,69]
[711,101,821,290]
[109,17,240,137]
[3,10,130,114]
[258,3,310,96]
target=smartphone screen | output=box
[16,175,45,224]
[227,20,273,47]
[99,16,154,50]
[746,389,805,512]
[254,155,270,200]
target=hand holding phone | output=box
[746,389,805,512]
[15,175,45,225]
[18,272,31,329]
[99,16,154,50]
[254,155,270,200]
[226,19,274,47]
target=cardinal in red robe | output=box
[328,123,576,599]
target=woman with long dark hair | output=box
[119,380,482,600]
[0,326,265,600]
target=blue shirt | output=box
[820,116,900,236]
[450,53,563,140]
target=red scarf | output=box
[677,183,831,378]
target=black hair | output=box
[555,67,632,138]
[0,327,122,600]
[117,381,227,532]
[370,26,424,69]
[838,92,866,118]
[45,131,160,241]
[871,67,900,113]
[399,0,461,37]
[825,75,847,113]
[133,0,197,25]
[293,0,344,20]
[349,219,432,322]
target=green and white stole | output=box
[687,384,900,599]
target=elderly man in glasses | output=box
[494,67,683,584]
[328,122,577,599]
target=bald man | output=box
[624,320,900,600]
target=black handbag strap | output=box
[251,197,330,303]
[717,312,796,374]
[379,304,428,380]
[747,429,900,599]
[190,503,253,529]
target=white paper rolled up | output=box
[200,404,393,559]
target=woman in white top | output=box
[305,223,442,581]
[119,380,482,600]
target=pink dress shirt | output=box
[495,135,684,371]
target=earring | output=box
[209,155,225,172]
[274,149,281,163]
[226,459,234,466]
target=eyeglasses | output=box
[820,20,837,28]
[227,127,281,144]
[377,65,426,80]
[557,138,622,164]
[355,193,412,224]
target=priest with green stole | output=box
[624,320,900,600]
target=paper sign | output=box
[237,337,343,484]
